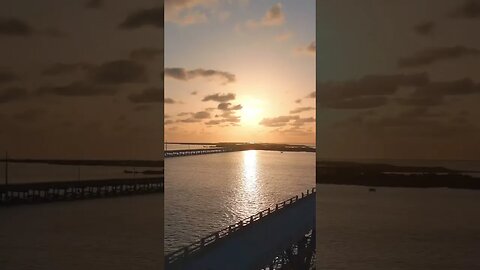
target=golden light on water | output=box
[242,150,258,192]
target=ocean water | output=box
[0,162,159,184]
[0,194,164,270]
[316,184,480,270]
[164,150,315,254]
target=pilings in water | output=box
[0,177,164,206]
[164,148,232,158]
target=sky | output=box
[317,0,480,161]
[164,0,316,144]
[0,0,163,159]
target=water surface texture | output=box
[165,150,315,254]
[317,184,480,270]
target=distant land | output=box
[317,161,480,190]
[8,159,164,168]
[166,142,316,153]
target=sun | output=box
[239,98,263,125]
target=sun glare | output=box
[240,98,263,125]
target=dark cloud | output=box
[42,62,93,76]
[129,47,163,61]
[202,93,236,102]
[414,78,480,96]
[128,87,162,103]
[297,41,316,55]
[414,21,435,36]
[193,111,211,119]
[85,0,104,9]
[0,70,17,84]
[0,17,33,36]
[295,99,302,103]
[119,7,164,29]
[0,87,28,104]
[165,67,236,84]
[164,98,176,104]
[291,117,315,127]
[177,112,191,116]
[307,91,316,98]
[191,91,197,95]
[259,115,300,127]
[37,81,116,96]
[450,1,480,19]
[290,107,314,114]
[89,60,147,84]
[13,108,47,122]
[217,102,242,111]
[398,46,480,68]
[318,73,428,109]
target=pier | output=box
[0,177,164,206]
[165,187,316,270]
[164,148,233,158]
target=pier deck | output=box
[165,188,316,270]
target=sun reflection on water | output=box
[236,150,262,217]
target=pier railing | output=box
[165,187,316,265]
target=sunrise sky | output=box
[317,0,480,160]
[0,0,163,159]
[164,0,315,144]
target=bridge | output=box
[164,148,233,158]
[165,187,316,270]
[0,177,164,205]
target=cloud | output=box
[129,47,163,61]
[0,70,17,84]
[398,46,480,68]
[259,115,299,127]
[290,107,314,114]
[0,17,33,36]
[295,99,302,103]
[85,0,104,9]
[246,3,285,28]
[450,1,480,19]
[164,67,236,84]
[119,7,164,30]
[128,87,163,103]
[191,91,198,95]
[217,102,242,111]
[291,117,315,127]
[42,62,93,76]
[307,91,316,98]
[414,21,435,36]
[0,87,28,104]
[202,93,236,102]
[165,0,215,26]
[89,60,147,84]
[297,41,316,55]
[193,111,211,119]
[165,98,176,104]
[318,73,429,109]
[37,81,116,96]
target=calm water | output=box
[0,162,159,184]
[317,184,480,270]
[0,194,164,270]
[164,150,315,254]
